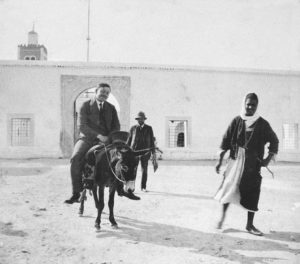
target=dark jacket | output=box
[127,124,155,152]
[220,116,279,211]
[220,116,279,161]
[78,98,120,143]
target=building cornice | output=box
[0,60,299,77]
[18,45,47,53]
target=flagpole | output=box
[86,0,91,62]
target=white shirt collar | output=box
[96,100,104,110]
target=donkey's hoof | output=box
[216,220,223,229]
[78,213,83,217]
[111,224,118,229]
[78,209,84,216]
[95,223,101,231]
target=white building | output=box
[0,60,299,161]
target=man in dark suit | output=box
[127,111,155,192]
[65,83,120,204]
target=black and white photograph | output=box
[0,0,300,263]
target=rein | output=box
[102,144,126,184]
[96,144,159,184]
[133,147,160,156]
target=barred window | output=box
[10,118,33,146]
[168,120,188,148]
[283,123,298,150]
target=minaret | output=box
[28,24,38,45]
[18,25,48,60]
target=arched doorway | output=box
[61,75,131,157]
[74,88,121,141]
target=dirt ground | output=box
[0,159,299,264]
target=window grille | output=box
[11,118,32,146]
[283,123,298,150]
[168,120,188,148]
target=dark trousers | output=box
[70,139,93,193]
[135,153,151,189]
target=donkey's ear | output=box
[114,143,130,151]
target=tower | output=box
[18,26,47,60]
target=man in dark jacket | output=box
[65,83,120,204]
[127,111,155,191]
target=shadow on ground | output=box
[145,191,213,200]
[0,221,28,237]
[265,231,300,243]
[223,228,300,242]
[96,216,300,264]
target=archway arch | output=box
[61,75,131,157]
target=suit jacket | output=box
[127,124,155,152]
[78,98,120,143]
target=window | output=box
[24,56,36,60]
[283,123,298,150]
[8,115,34,146]
[167,119,189,148]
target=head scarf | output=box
[240,93,260,129]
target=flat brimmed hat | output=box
[135,111,147,120]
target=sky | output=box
[0,0,300,70]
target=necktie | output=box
[99,103,104,120]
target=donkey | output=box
[79,134,152,230]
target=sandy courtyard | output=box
[0,159,299,264]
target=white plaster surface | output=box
[0,61,299,161]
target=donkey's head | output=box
[113,144,137,193]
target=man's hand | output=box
[260,159,269,167]
[215,150,226,174]
[260,153,274,167]
[215,162,222,174]
[151,152,157,160]
[97,134,108,143]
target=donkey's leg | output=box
[78,189,87,216]
[108,186,118,228]
[95,186,105,230]
[92,186,98,209]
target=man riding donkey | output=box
[65,83,139,204]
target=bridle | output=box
[103,144,127,183]
[98,143,159,184]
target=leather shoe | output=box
[122,191,141,200]
[64,193,80,204]
[117,188,124,197]
[246,225,263,236]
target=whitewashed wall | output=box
[0,61,299,161]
